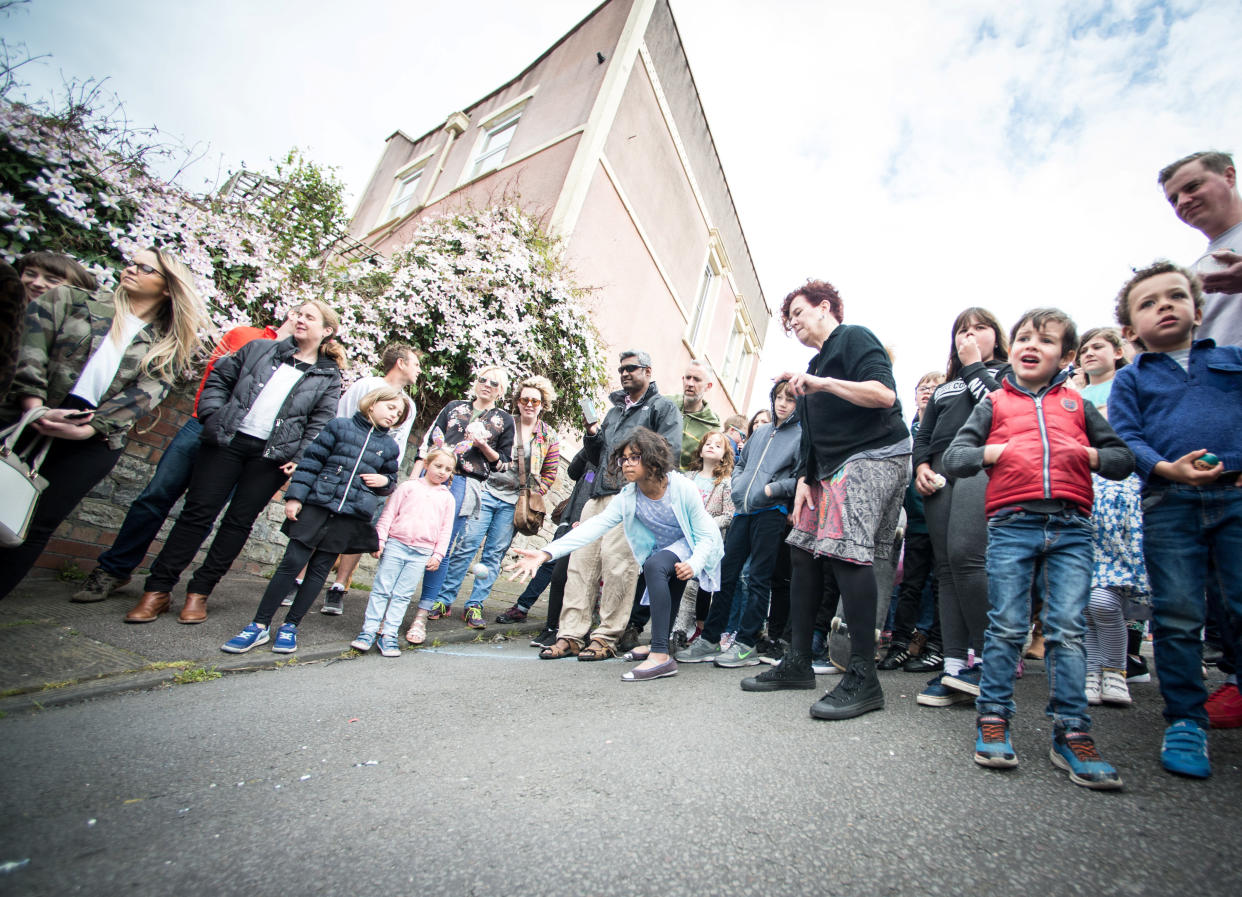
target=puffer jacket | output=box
[285,413,399,520]
[197,337,340,464]
[730,402,802,514]
[4,285,176,449]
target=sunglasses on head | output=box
[618,363,645,375]
[127,259,165,278]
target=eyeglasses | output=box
[517,397,542,407]
[126,259,165,278]
[618,453,642,466]
[617,364,645,375]
[476,377,501,388]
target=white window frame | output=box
[470,108,523,180]
[381,152,434,225]
[686,260,719,349]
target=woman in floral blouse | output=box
[408,375,559,639]
[410,364,515,622]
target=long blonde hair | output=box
[110,247,209,383]
[302,298,347,367]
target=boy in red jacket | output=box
[943,308,1134,790]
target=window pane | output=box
[472,114,521,178]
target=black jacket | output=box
[197,337,341,464]
[285,413,400,520]
[583,381,682,498]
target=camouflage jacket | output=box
[3,285,175,449]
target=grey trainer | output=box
[675,638,722,663]
[715,642,761,667]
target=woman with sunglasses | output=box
[0,249,208,599]
[406,364,515,637]
[407,375,558,640]
[510,427,723,680]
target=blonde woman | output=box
[0,248,208,599]
[412,375,559,636]
[406,363,515,631]
[125,299,344,624]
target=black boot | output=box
[740,648,816,691]
[810,655,885,719]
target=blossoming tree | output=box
[0,95,605,427]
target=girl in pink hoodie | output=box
[351,448,456,657]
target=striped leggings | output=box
[1083,586,1127,673]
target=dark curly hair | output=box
[780,279,844,330]
[1115,260,1203,350]
[610,427,674,481]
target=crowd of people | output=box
[2,149,1241,789]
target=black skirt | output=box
[281,503,379,554]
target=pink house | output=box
[346,0,768,416]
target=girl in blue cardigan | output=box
[509,427,723,681]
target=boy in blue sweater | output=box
[1108,260,1242,780]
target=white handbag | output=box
[0,406,52,547]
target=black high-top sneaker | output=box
[810,655,885,719]
[740,648,817,691]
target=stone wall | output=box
[36,391,578,583]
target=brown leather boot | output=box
[125,591,171,623]
[1024,618,1046,660]
[179,592,208,624]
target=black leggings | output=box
[643,549,688,654]
[790,547,878,661]
[253,538,337,627]
[0,433,123,599]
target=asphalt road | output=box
[0,643,1238,897]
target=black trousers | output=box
[890,530,941,648]
[253,538,337,627]
[145,435,289,595]
[700,508,787,645]
[0,435,123,599]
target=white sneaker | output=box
[1100,669,1132,706]
[1085,670,1102,705]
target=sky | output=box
[5,0,1241,415]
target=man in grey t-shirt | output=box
[1158,151,1242,346]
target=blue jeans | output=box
[98,416,203,578]
[364,539,432,635]
[429,489,517,610]
[977,511,1093,732]
[1142,483,1242,728]
[417,473,469,609]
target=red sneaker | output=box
[1206,682,1242,728]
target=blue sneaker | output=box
[221,623,269,654]
[378,634,402,658]
[974,714,1019,768]
[1050,730,1123,790]
[1160,719,1211,779]
[350,631,376,652]
[917,672,973,707]
[271,623,298,654]
[942,664,983,696]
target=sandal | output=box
[577,639,616,662]
[539,638,580,660]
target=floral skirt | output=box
[787,454,909,565]
[1091,472,1150,609]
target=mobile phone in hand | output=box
[579,397,599,426]
[64,410,93,420]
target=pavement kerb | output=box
[0,622,541,717]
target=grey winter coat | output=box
[197,337,341,464]
[730,406,802,514]
[584,381,682,498]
